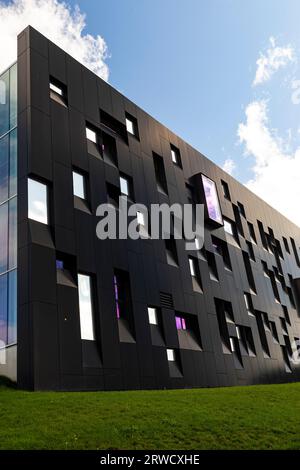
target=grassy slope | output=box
[0,382,300,450]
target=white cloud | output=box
[238,100,300,227]
[222,158,236,175]
[253,36,295,86]
[0,0,109,80]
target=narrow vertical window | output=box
[72,171,86,199]
[148,307,158,325]
[28,178,48,225]
[78,274,95,340]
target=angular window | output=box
[170,144,182,167]
[78,274,95,341]
[211,235,232,271]
[0,134,8,204]
[283,236,290,254]
[244,292,254,316]
[247,222,257,244]
[28,178,48,225]
[0,202,8,274]
[114,269,135,343]
[242,251,256,294]
[189,256,203,293]
[207,251,219,282]
[153,152,168,195]
[86,126,97,143]
[102,132,118,167]
[125,113,139,138]
[224,218,234,236]
[167,348,175,362]
[201,174,223,225]
[175,315,186,330]
[221,179,231,200]
[246,240,255,261]
[237,202,246,218]
[148,307,158,325]
[120,175,129,197]
[165,238,179,267]
[72,171,86,199]
[49,78,67,107]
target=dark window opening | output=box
[207,251,219,282]
[211,235,232,271]
[221,179,231,200]
[107,182,120,209]
[254,311,271,358]
[233,204,244,236]
[113,269,135,343]
[257,220,268,251]
[100,109,128,144]
[165,238,179,267]
[56,252,76,287]
[153,152,168,195]
[283,236,290,254]
[247,222,257,244]
[237,201,246,218]
[246,240,255,261]
[189,256,203,293]
[242,251,256,294]
[102,132,118,167]
[290,237,300,267]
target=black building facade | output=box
[0,26,300,390]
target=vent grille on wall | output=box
[160,292,174,309]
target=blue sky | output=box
[0,0,299,224]
[67,0,299,180]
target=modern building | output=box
[0,26,300,390]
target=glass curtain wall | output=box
[0,63,17,347]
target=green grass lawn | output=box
[0,380,300,450]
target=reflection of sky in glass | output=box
[201,175,223,225]
[73,171,85,199]
[78,274,95,340]
[28,179,48,224]
[0,80,6,104]
[0,64,17,348]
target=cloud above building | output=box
[222,158,236,175]
[238,100,300,226]
[253,36,295,86]
[0,0,109,80]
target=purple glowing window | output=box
[56,260,64,270]
[113,275,120,319]
[201,174,223,225]
[175,316,187,330]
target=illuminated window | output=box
[175,316,186,330]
